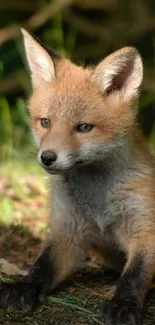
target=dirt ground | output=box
[0,161,155,325]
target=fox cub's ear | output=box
[21,28,57,88]
[92,47,143,99]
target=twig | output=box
[74,283,105,298]
[64,8,111,39]
[64,5,155,46]
[74,0,118,10]
[0,0,37,11]
[0,0,73,46]
[92,317,105,325]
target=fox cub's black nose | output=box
[41,150,57,166]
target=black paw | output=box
[100,297,141,325]
[0,279,45,311]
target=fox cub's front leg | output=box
[0,223,94,311]
[0,245,53,311]
[101,240,155,325]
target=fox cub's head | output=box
[21,28,143,174]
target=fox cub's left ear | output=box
[21,28,59,88]
[92,47,143,100]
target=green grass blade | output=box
[47,296,94,314]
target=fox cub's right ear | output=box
[21,28,58,88]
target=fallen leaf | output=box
[0,177,9,194]
[0,259,27,276]
[68,286,76,293]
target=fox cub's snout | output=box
[22,29,143,174]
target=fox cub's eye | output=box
[76,123,94,133]
[40,118,50,128]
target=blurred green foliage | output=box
[1,0,155,162]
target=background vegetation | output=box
[1,0,155,162]
[1,2,155,324]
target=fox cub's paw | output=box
[100,296,142,325]
[0,279,45,311]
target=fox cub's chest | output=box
[53,166,133,271]
[65,166,111,214]
[64,165,122,221]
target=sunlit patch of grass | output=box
[0,158,48,236]
[0,158,45,180]
[149,123,155,154]
[0,197,14,224]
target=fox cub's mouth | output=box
[42,160,85,175]
[44,167,65,175]
[38,157,85,175]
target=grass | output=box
[47,296,95,314]
[0,157,44,178]
[0,158,48,237]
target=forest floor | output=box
[0,160,155,325]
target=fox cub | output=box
[0,28,155,325]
